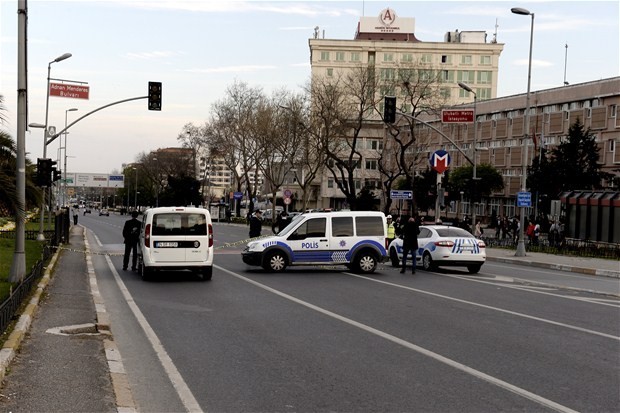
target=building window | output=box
[326,68,333,77]
[478,88,492,99]
[351,52,360,62]
[367,139,383,150]
[461,55,472,65]
[365,159,378,170]
[327,178,334,188]
[420,54,432,64]
[480,55,491,65]
[320,51,330,61]
[440,87,451,98]
[610,105,617,118]
[457,70,475,83]
[401,53,413,63]
[384,53,394,62]
[610,140,616,152]
[441,55,452,64]
[477,71,492,84]
[336,51,345,62]
[441,70,454,83]
[380,68,396,80]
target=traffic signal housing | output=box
[148,81,162,111]
[52,167,61,183]
[36,158,55,187]
[383,96,397,123]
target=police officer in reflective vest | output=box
[386,215,396,248]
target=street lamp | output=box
[133,167,138,211]
[153,157,159,207]
[511,7,534,257]
[37,52,72,241]
[458,82,478,234]
[63,108,78,207]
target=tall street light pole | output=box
[63,107,78,207]
[458,82,478,234]
[38,52,72,241]
[512,7,534,257]
[134,167,138,211]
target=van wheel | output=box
[355,251,377,274]
[467,264,482,274]
[389,247,400,267]
[139,262,151,281]
[263,251,287,272]
[200,266,213,281]
[422,252,436,271]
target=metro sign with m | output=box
[429,150,451,174]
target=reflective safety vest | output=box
[387,222,396,239]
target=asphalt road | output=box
[80,212,619,412]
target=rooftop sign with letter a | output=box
[429,150,451,174]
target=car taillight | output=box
[208,224,213,247]
[145,223,151,248]
[434,240,454,247]
[478,240,486,248]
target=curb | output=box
[486,256,620,279]
[0,245,60,382]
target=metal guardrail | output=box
[482,235,620,260]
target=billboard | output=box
[67,173,124,188]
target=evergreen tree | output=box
[549,118,612,193]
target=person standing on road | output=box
[400,214,420,274]
[73,209,78,225]
[122,211,141,271]
[249,210,263,238]
[386,215,396,248]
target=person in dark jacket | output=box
[249,210,263,238]
[122,211,141,271]
[272,211,289,234]
[400,214,420,274]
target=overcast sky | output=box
[1,0,618,174]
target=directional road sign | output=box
[390,190,413,200]
[517,191,532,207]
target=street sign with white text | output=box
[390,190,413,200]
[442,109,474,123]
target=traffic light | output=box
[383,96,396,123]
[36,158,54,187]
[52,167,61,183]
[148,81,162,111]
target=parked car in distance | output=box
[388,225,486,273]
[99,209,109,216]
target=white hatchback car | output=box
[388,225,486,273]
[138,207,214,281]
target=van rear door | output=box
[149,212,210,263]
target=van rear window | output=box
[355,216,384,236]
[152,213,207,236]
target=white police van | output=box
[242,211,388,273]
[138,207,214,281]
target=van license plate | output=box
[156,241,178,248]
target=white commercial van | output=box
[138,207,214,281]
[242,211,388,273]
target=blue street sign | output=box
[390,190,413,200]
[517,191,531,207]
[233,191,243,200]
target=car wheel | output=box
[200,266,213,281]
[139,260,151,281]
[263,250,287,272]
[389,247,400,267]
[467,264,482,274]
[355,251,378,274]
[422,252,435,271]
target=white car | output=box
[388,225,486,273]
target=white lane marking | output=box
[349,272,619,341]
[437,271,620,307]
[104,255,203,413]
[215,265,578,413]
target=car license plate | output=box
[156,241,178,248]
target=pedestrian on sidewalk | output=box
[122,210,141,271]
[73,209,78,225]
[400,214,420,274]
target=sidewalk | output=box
[0,225,132,412]
[485,247,620,278]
